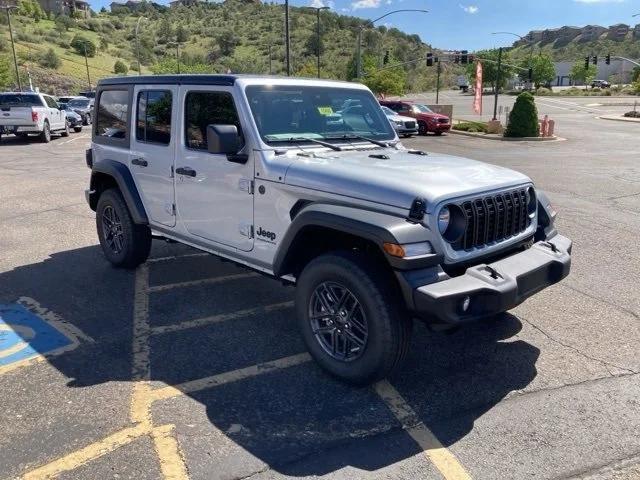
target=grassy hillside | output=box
[0,0,448,95]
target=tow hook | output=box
[482,265,503,280]
[541,241,559,253]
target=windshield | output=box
[0,94,44,108]
[413,104,433,113]
[245,85,395,144]
[380,106,396,116]
[68,99,90,107]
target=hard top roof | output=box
[97,74,363,88]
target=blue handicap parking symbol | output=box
[0,303,74,368]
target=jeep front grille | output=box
[452,188,531,251]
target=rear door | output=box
[129,85,177,228]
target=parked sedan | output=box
[379,100,451,135]
[591,80,610,89]
[60,105,83,132]
[67,96,93,125]
[380,105,418,137]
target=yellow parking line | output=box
[148,272,258,293]
[151,424,189,480]
[150,301,294,335]
[374,380,472,480]
[147,253,209,263]
[22,423,149,480]
[151,352,312,401]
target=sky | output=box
[89,0,640,51]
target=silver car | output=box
[381,105,418,137]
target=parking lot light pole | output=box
[491,31,534,65]
[356,9,428,79]
[303,6,330,78]
[493,46,502,121]
[135,16,146,76]
[285,0,290,76]
[2,4,21,91]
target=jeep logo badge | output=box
[256,227,276,242]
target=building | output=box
[607,24,630,41]
[37,0,90,17]
[553,59,633,87]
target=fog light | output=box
[461,296,471,312]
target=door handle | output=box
[131,158,148,167]
[176,166,197,177]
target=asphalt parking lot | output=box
[1,96,639,480]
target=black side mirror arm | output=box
[226,153,249,164]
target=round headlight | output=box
[438,206,450,234]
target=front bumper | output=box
[432,123,451,132]
[412,235,572,324]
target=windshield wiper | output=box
[325,134,393,148]
[269,137,343,151]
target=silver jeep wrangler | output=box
[85,75,571,384]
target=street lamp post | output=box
[493,46,503,121]
[135,16,146,76]
[1,4,21,91]
[285,0,290,76]
[303,6,330,78]
[491,31,534,65]
[355,9,428,79]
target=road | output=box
[0,96,639,480]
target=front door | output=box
[174,86,254,252]
[44,96,64,130]
[130,86,177,227]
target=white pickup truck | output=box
[0,92,69,143]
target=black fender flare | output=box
[272,203,441,276]
[89,159,148,225]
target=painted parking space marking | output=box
[147,272,258,293]
[375,380,472,480]
[0,298,91,375]
[149,301,294,335]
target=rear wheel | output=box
[96,188,151,269]
[295,251,411,385]
[418,121,428,136]
[40,121,51,143]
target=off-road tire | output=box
[295,251,412,385]
[418,121,428,136]
[96,188,151,269]
[40,121,51,143]
[61,121,70,137]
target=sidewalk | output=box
[598,114,640,123]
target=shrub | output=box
[535,87,552,96]
[38,48,61,69]
[623,110,640,118]
[453,121,488,133]
[505,92,539,138]
[113,60,128,74]
[55,15,75,32]
[70,35,96,57]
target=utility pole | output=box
[176,42,180,74]
[83,43,91,91]
[303,6,330,78]
[435,59,441,104]
[268,43,273,75]
[2,4,21,91]
[492,47,502,121]
[285,0,290,76]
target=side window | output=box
[136,90,172,145]
[184,91,242,151]
[43,96,57,108]
[96,90,129,139]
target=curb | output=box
[449,129,563,142]
[597,115,640,124]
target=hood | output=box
[388,113,415,123]
[422,112,449,120]
[283,148,531,211]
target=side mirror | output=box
[206,124,240,155]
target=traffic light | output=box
[460,50,468,64]
[592,55,598,65]
[606,54,611,65]
[584,56,590,69]
[426,52,433,67]
[383,50,389,65]
[528,68,533,82]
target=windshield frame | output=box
[243,84,397,147]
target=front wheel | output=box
[61,121,70,137]
[435,131,443,136]
[418,121,428,136]
[295,252,411,385]
[74,126,83,133]
[96,188,151,269]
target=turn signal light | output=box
[383,243,406,258]
[383,241,434,259]
[31,111,39,122]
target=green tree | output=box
[175,25,189,43]
[38,48,61,69]
[70,35,96,57]
[466,49,514,92]
[520,53,555,89]
[362,59,406,96]
[216,30,239,57]
[0,55,13,89]
[569,60,597,86]
[505,92,539,138]
[113,59,128,74]
[632,66,640,83]
[54,15,75,32]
